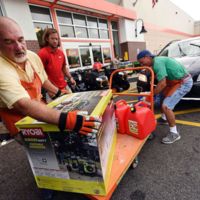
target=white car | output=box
[158,37,200,99]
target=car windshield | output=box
[168,38,200,57]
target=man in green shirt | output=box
[137,50,193,144]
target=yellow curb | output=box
[174,108,200,115]
[155,108,200,119]
[155,108,200,126]
[175,120,200,127]
[155,114,161,119]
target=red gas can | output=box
[114,100,130,134]
[125,101,156,139]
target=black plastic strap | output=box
[73,115,83,132]
[58,112,67,132]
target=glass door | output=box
[79,45,106,67]
[92,46,102,63]
[79,47,92,67]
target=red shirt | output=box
[38,46,67,89]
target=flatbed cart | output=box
[86,66,155,200]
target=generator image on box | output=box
[15,90,117,195]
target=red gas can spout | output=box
[130,106,136,113]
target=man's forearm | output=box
[154,78,167,95]
[43,80,59,96]
[13,98,101,135]
[13,98,61,125]
[154,85,164,95]
[63,66,72,79]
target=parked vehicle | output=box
[158,37,200,99]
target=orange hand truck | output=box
[86,66,155,200]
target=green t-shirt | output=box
[153,56,188,81]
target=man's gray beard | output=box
[14,55,27,64]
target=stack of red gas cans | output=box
[115,100,156,139]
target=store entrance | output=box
[79,45,102,67]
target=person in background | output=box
[93,58,103,72]
[137,50,193,144]
[112,55,121,69]
[38,28,75,98]
[0,16,100,141]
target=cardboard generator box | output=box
[15,90,116,195]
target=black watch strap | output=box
[52,89,62,100]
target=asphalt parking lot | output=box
[0,100,200,200]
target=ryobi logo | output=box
[21,128,45,138]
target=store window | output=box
[103,48,111,63]
[56,10,109,39]
[57,11,73,24]
[88,28,99,38]
[75,27,88,38]
[30,5,51,21]
[0,5,3,16]
[73,14,88,38]
[56,11,74,38]
[73,14,89,38]
[87,17,99,38]
[60,25,75,37]
[99,30,109,39]
[29,5,53,47]
[80,48,92,66]
[73,14,86,26]
[87,16,98,28]
[99,19,108,29]
[99,19,109,39]
[112,21,121,57]
[33,22,52,32]
[92,46,102,63]
[111,21,118,30]
[66,45,111,69]
[66,49,81,68]
[112,31,120,57]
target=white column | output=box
[1,0,36,40]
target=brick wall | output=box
[26,40,40,53]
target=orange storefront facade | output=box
[26,0,137,70]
